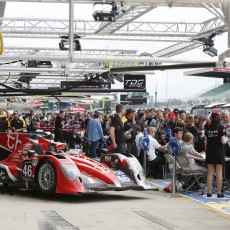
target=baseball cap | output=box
[13,111,18,114]
[173,108,179,115]
[168,112,176,119]
[211,110,221,115]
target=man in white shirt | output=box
[147,126,168,178]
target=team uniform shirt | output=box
[205,124,226,164]
[55,115,64,129]
[147,135,161,161]
[110,114,126,144]
[9,118,26,130]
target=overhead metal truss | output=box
[3,46,138,56]
[0,0,229,6]
[0,0,229,96]
[0,17,225,40]
[95,5,157,34]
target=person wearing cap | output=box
[204,110,227,198]
[173,108,179,119]
[166,112,177,134]
[9,111,27,132]
[0,109,9,132]
[124,108,138,158]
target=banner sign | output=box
[124,75,146,90]
[61,81,111,90]
[69,106,86,112]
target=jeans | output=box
[112,143,127,154]
[90,140,99,158]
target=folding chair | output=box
[163,154,183,192]
[164,154,182,176]
[176,156,207,194]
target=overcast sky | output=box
[3,3,229,101]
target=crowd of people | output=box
[0,104,229,197]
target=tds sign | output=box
[124,75,146,90]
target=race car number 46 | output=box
[22,164,33,178]
[114,170,130,182]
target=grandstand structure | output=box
[184,67,230,102]
[198,83,230,100]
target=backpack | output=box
[139,128,150,151]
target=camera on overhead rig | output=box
[59,35,81,51]
[92,1,127,22]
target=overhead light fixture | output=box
[203,46,217,57]
[59,35,81,51]
[37,61,52,68]
[192,32,218,57]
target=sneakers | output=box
[207,193,225,198]
[217,193,225,198]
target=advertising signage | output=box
[61,81,111,90]
[120,94,147,105]
[124,75,146,90]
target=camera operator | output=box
[109,104,127,154]
[124,108,138,158]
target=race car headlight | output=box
[60,163,80,180]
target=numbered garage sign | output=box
[22,161,33,179]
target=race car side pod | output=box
[0,31,4,55]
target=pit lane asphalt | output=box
[0,183,229,230]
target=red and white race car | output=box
[0,132,153,195]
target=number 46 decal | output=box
[22,163,33,178]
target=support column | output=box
[222,3,230,48]
[69,0,74,61]
[0,2,6,22]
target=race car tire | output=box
[37,159,57,195]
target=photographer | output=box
[124,108,138,158]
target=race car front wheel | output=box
[37,160,57,195]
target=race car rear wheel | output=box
[37,160,57,195]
